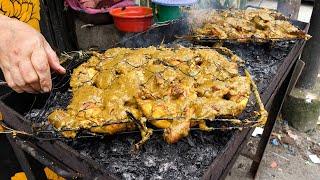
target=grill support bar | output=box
[6,135,45,180]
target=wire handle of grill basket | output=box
[0,81,8,86]
[0,115,263,141]
[176,35,302,44]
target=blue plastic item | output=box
[151,0,198,6]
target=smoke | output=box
[193,0,244,9]
[184,9,215,31]
[194,0,217,9]
[183,0,249,31]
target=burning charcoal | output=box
[143,156,157,167]
[158,162,177,173]
[110,163,124,173]
[80,151,89,157]
[182,165,197,176]
[122,172,137,180]
[150,175,163,180]
[186,136,196,147]
[98,146,105,157]
[270,66,277,75]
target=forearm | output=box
[0,14,12,24]
[0,14,12,53]
[0,14,8,30]
[0,14,38,45]
[0,14,31,31]
[0,15,17,52]
[0,14,16,36]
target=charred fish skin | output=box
[48,47,267,149]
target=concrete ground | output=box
[227,1,320,180]
[247,0,313,22]
[226,120,320,180]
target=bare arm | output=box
[0,14,65,93]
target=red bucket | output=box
[110,6,153,32]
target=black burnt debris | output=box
[226,41,294,92]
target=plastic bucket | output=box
[110,6,153,32]
[152,3,181,23]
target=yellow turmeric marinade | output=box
[48,47,260,147]
[190,9,310,41]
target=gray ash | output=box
[225,41,295,92]
[68,131,230,180]
[24,41,295,179]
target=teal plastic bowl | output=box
[152,3,181,23]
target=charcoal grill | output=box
[0,19,309,179]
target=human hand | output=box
[0,15,66,93]
[79,0,103,8]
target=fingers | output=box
[43,40,66,74]
[0,47,37,93]
[2,69,23,93]
[18,60,41,92]
[0,57,34,93]
[10,64,37,93]
[30,45,52,92]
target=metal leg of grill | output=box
[7,135,47,180]
[0,135,22,179]
[249,59,305,178]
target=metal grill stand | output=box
[0,20,309,179]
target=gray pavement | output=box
[247,0,313,22]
